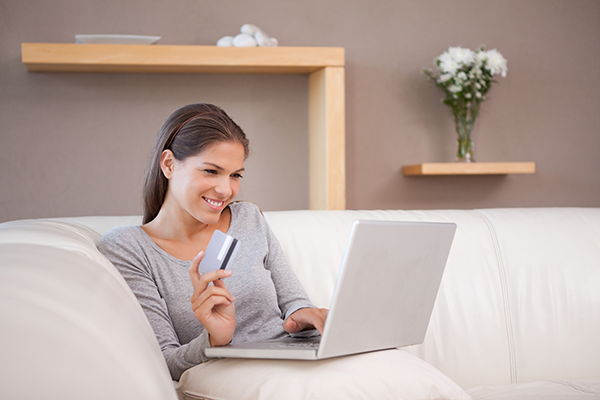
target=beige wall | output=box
[1,0,599,222]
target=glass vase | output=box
[455,114,475,163]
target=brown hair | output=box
[142,103,250,224]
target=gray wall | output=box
[1,0,599,222]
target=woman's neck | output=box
[153,203,230,233]
[140,206,232,261]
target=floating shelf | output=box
[402,162,536,176]
[21,43,346,210]
[21,43,344,74]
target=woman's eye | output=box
[204,169,218,175]
[231,173,243,179]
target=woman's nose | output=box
[214,177,232,197]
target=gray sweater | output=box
[98,202,314,380]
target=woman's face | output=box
[162,141,246,226]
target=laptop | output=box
[205,219,457,360]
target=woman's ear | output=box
[160,150,176,179]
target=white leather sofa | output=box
[1,207,599,400]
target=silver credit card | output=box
[198,230,240,274]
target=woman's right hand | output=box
[189,252,236,347]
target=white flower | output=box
[484,49,508,77]
[423,45,507,118]
[438,47,477,74]
[475,50,487,65]
[447,46,476,66]
[437,51,460,74]
[437,74,453,83]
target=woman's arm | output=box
[98,228,211,381]
[261,219,329,333]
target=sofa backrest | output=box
[2,207,598,392]
[473,208,600,384]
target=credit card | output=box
[198,230,240,274]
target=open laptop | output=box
[205,219,457,360]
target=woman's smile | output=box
[203,196,226,210]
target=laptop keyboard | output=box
[277,341,320,348]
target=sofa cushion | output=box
[175,349,472,400]
[0,244,177,400]
[0,218,113,276]
[52,215,143,236]
[478,208,600,383]
[0,218,143,313]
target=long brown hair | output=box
[142,104,250,224]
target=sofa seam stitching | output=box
[476,210,517,384]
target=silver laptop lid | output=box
[317,220,456,359]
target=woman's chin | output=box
[195,207,226,225]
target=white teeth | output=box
[204,197,224,207]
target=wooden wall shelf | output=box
[402,162,536,176]
[21,43,346,210]
[21,43,344,74]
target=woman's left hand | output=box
[283,307,329,335]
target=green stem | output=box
[454,110,475,162]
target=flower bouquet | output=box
[423,46,508,162]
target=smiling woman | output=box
[142,104,250,226]
[97,103,328,381]
[158,141,246,235]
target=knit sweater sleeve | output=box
[98,227,211,381]
[257,209,315,319]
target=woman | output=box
[99,103,327,381]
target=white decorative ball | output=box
[233,33,257,47]
[255,31,277,47]
[240,24,262,36]
[216,36,234,47]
